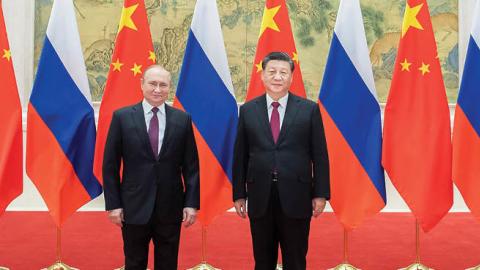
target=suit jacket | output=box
[233,93,330,219]
[103,102,200,224]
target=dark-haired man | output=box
[103,65,200,269]
[233,52,330,269]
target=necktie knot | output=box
[151,107,159,114]
[271,101,280,109]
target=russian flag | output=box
[319,0,386,230]
[26,0,102,227]
[453,0,480,221]
[174,0,237,225]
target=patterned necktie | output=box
[270,101,280,143]
[148,107,159,157]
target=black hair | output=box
[261,51,295,72]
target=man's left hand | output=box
[183,207,197,227]
[312,197,326,218]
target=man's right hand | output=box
[234,199,247,218]
[108,208,124,227]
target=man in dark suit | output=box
[103,65,200,270]
[233,52,330,270]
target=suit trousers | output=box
[249,182,311,270]
[122,186,182,270]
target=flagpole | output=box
[328,228,359,270]
[276,247,282,269]
[187,225,220,270]
[42,227,78,270]
[0,220,9,270]
[399,219,432,270]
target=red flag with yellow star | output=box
[0,1,23,216]
[94,0,155,183]
[382,0,452,232]
[245,0,305,101]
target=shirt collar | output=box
[266,92,289,108]
[142,99,166,115]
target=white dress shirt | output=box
[266,93,289,129]
[142,100,166,155]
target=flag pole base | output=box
[0,266,10,270]
[399,263,434,270]
[328,263,361,270]
[466,265,480,270]
[276,263,283,270]
[41,261,79,270]
[187,261,221,270]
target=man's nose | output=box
[273,73,283,80]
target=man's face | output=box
[141,67,170,107]
[261,60,293,98]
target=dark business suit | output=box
[233,93,330,270]
[103,102,199,270]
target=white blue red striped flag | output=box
[26,0,102,227]
[174,0,237,225]
[453,0,480,221]
[319,0,386,229]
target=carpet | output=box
[0,212,479,269]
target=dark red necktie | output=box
[270,101,280,143]
[148,107,159,156]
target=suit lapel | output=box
[277,94,300,145]
[131,102,157,160]
[159,104,176,158]
[254,95,275,145]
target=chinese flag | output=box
[245,0,305,101]
[0,1,23,216]
[382,0,452,232]
[94,0,155,183]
